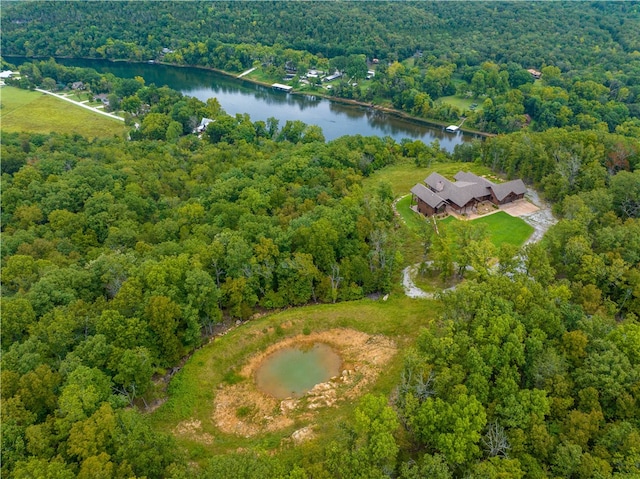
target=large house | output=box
[411,171,526,216]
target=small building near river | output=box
[272,83,293,93]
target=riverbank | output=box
[8,55,491,138]
[155,59,494,138]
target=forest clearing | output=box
[149,296,436,457]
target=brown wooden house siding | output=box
[414,196,444,216]
[450,198,478,213]
[491,192,525,205]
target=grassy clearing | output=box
[438,95,479,112]
[396,195,427,232]
[245,68,279,84]
[364,162,533,246]
[364,160,497,198]
[373,161,531,260]
[149,296,438,459]
[394,194,430,264]
[63,91,92,102]
[0,86,127,138]
[413,266,463,293]
[395,190,533,248]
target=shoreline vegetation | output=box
[8,55,493,138]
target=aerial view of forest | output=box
[1,2,639,478]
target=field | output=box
[363,160,498,197]
[470,211,534,248]
[0,86,127,138]
[437,95,479,112]
[149,296,438,460]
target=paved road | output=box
[35,89,125,121]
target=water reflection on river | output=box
[10,56,477,151]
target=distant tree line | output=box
[2,2,639,135]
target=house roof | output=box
[454,171,492,187]
[425,172,486,208]
[421,171,526,208]
[490,179,526,201]
[411,183,446,209]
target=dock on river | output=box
[272,83,293,93]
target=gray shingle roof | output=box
[454,171,492,187]
[420,171,526,209]
[411,183,446,208]
[424,172,485,208]
[490,179,527,201]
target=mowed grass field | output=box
[149,296,438,459]
[470,211,534,247]
[437,95,480,112]
[0,86,127,138]
[396,196,533,248]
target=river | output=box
[9,57,476,151]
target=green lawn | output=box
[396,194,428,231]
[245,67,280,84]
[396,193,533,248]
[0,86,127,138]
[149,296,438,459]
[437,95,478,112]
[467,211,534,248]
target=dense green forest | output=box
[2,2,640,478]
[2,122,639,477]
[3,2,640,135]
[0,128,403,477]
[3,2,639,69]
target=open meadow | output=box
[0,86,127,138]
[363,160,498,198]
[149,295,438,461]
[437,95,480,113]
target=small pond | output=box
[255,343,342,399]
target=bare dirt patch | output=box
[172,419,214,444]
[212,328,396,438]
